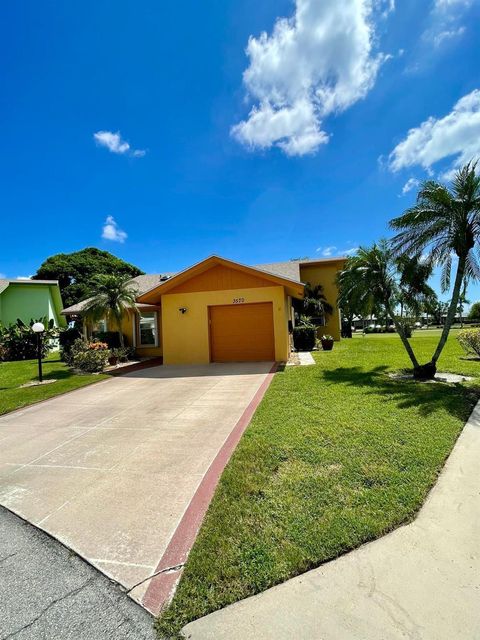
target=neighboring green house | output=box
[0,279,66,328]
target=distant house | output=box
[0,279,66,328]
[62,255,344,365]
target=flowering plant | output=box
[88,341,109,351]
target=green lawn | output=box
[157,331,480,638]
[0,354,108,415]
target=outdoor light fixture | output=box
[179,307,187,314]
[32,322,45,383]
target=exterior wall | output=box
[299,263,343,341]
[0,284,65,327]
[161,286,290,365]
[167,264,275,294]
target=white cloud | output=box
[93,131,146,158]
[321,246,337,257]
[16,276,33,280]
[231,0,388,157]
[101,216,127,243]
[389,89,480,177]
[422,0,475,48]
[401,177,420,195]
[434,0,473,8]
[433,25,466,46]
[316,245,359,257]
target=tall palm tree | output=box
[390,162,480,377]
[83,274,138,347]
[396,254,435,318]
[338,241,421,369]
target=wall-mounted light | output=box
[179,307,187,314]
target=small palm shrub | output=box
[457,328,480,357]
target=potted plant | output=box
[108,352,118,366]
[320,334,334,351]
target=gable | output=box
[166,264,276,295]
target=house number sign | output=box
[233,297,245,304]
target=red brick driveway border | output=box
[141,362,278,615]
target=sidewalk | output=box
[183,401,480,639]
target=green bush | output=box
[457,328,480,357]
[63,338,87,366]
[59,327,82,361]
[0,318,57,361]
[112,346,135,362]
[293,326,316,351]
[72,347,110,372]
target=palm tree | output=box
[338,241,421,369]
[83,274,138,347]
[390,162,480,377]
[396,254,435,318]
[337,265,374,330]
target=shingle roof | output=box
[61,273,175,315]
[255,262,301,282]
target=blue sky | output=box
[1,0,480,301]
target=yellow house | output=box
[62,255,345,365]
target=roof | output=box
[62,255,347,314]
[137,255,305,303]
[0,278,60,295]
[61,273,174,315]
[256,257,346,283]
[255,262,301,282]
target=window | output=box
[139,312,157,346]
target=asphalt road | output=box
[0,507,156,640]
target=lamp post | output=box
[32,322,45,383]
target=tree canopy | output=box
[34,247,144,308]
[468,301,480,320]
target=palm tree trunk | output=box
[431,255,467,366]
[385,303,420,369]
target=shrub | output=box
[59,327,82,361]
[457,328,480,357]
[65,339,109,372]
[293,326,316,351]
[63,338,87,366]
[112,346,135,362]
[0,318,57,361]
[72,349,109,373]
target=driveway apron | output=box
[0,362,273,610]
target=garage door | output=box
[209,302,275,362]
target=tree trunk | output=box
[385,303,420,369]
[430,255,467,367]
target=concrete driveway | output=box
[0,362,273,611]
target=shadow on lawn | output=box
[320,365,480,419]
